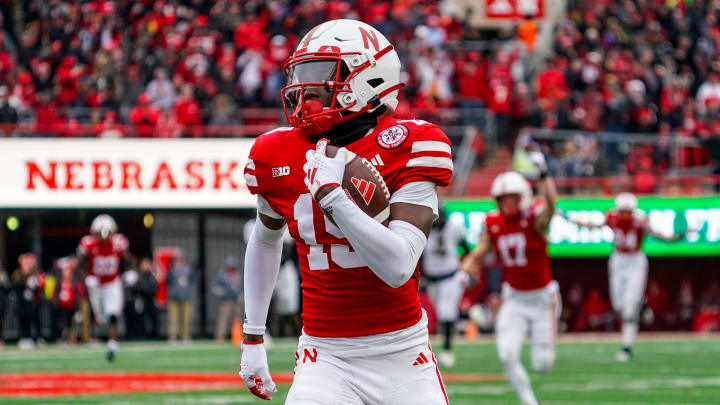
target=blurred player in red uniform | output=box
[568,192,684,361]
[461,150,558,405]
[77,214,130,361]
[239,19,453,404]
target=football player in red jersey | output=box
[239,19,453,404]
[567,192,685,362]
[77,214,129,361]
[460,151,558,405]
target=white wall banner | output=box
[0,138,257,208]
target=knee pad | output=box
[532,351,555,373]
[497,345,520,365]
[622,308,639,323]
[108,315,118,326]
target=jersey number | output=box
[294,193,364,270]
[497,233,528,267]
[92,256,119,276]
[614,230,638,250]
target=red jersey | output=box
[244,116,453,337]
[605,210,648,254]
[77,234,128,284]
[57,279,77,310]
[485,202,552,291]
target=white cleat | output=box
[438,350,456,368]
[615,350,631,362]
[18,338,36,351]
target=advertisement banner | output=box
[444,197,720,257]
[0,138,256,209]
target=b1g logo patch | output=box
[376,125,409,149]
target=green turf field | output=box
[1,336,719,404]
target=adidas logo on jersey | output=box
[350,177,376,205]
[369,153,384,166]
[413,352,429,366]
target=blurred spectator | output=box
[126,258,158,340]
[0,85,18,135]
[0,260,8,348]
[562,282,584,332]
[166,255,195,343]
[208,94,240,128]
[693,282,720,333]
[645,279,670,327]
[94,111,126,138]
[129,93,159,137]
[34,92,62,136]
[211,256,243,342]
[174,84,203,137]
[11,253,44,350]
[121,65,145,110]
[696,69,720,115]
[671,280,696,330]
[52,257,82,344]
[146,68,177,112]
[516,15,537,51]
[576,288,611,332]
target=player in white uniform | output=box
[568,192,684,361]
[421,209,469,367]
[461,151,558,405]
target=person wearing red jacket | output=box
[129,93,160,137]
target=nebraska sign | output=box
[0,138,256,208]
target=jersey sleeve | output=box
[77,235,94,256]
[604,211,614,227]
[243,135,271,197]
[243,129,292,218]
[397,125,453,190]
[113,234,129,253]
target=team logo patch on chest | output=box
[350,177,376,205]
[376,124,409,149]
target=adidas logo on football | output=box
[369,153,384,166]
[413,352,429,366]
[350,177,376,205]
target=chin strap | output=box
[310,108,383,147]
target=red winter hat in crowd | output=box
[18,72,33,85]
[138,93,151,104]
[195,15,208,27]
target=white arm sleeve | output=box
[318,185,433,288]
[243,213,286,335]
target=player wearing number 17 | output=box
[460,150,559,405]
[240,20,453,404]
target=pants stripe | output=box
[428,344,450,405]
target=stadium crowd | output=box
[0,0,496,137]
[0,0,718,183]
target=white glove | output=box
[303,138,347,201]
[455,270,471,287]
[239,341,277,400]
[528,150,548,177]
[85,275,100,289]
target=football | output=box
[324,143,391,226]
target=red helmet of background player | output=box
[491,172,532,220]
[281,19,404,135]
